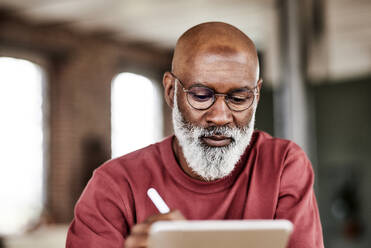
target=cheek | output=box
[234,109,254,128]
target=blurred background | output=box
[0,0,370,247]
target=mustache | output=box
[200,126,236,137]
[187,124,248,142]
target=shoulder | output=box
[95,136,173,185]
[252,130,296,154]
[251,130,310,170]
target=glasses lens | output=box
[227,89,255,111]
[187,86,214,109]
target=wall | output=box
[255,86,274,135]
[0,16,172,223]
[314,77,371,248]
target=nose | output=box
[205,95,233,126]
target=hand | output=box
[125,210,185,248]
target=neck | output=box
[172,136,207,181]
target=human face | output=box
[172,51,261,147]
[172,83,256,180]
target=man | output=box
[66,22,324,248]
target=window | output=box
[0,57,45,234]
[111,72,163,158]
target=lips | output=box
[201,135,232,147]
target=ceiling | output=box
[0,0,370,82]
[0,0,276,48]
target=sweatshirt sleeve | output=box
[275,143,324,248]
[66,170,131,248]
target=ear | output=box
[255,78,263,103]
[163,71,175,108]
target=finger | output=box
[131,223,151,235]
[125,234,148,248]
[146,210,186,224]
[169,210,186,220]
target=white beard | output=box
[172,85,256,181]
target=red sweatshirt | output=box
[66,130,324,248]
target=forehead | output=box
[181,51,258,91]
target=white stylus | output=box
[147,188,170,214]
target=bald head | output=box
[172,22,260,83]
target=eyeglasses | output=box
[170,72,258,112]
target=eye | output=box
[229,96,248,104]
[228,90,254,104]
[188,87,213,102]
[190,93,213,102]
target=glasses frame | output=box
[170,72,259,112]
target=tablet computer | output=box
[149,220,293,248]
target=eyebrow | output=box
[187,82,255,92]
